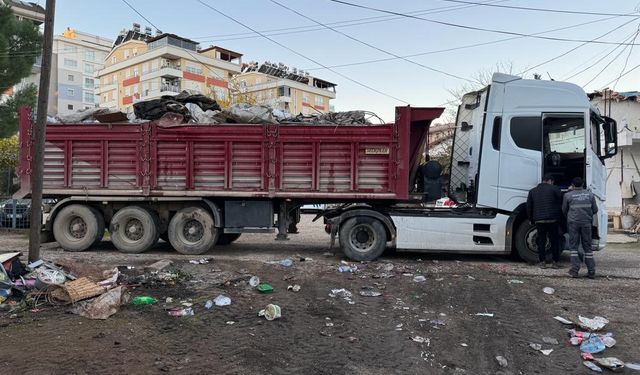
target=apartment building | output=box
[48,28,112,114]
[234,62,336,115]
[96,26,242,112]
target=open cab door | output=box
[587,112,618,250]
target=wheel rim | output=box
[525,227,550,253]
[350,224,375,253]
[124,218,144,242]
[182,219,204,243]
[68,216,87,239]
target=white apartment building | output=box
[48,28,112,115]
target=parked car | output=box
[0,199,57,228]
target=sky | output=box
[46,0,640,122]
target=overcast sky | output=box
[50,0,640,121]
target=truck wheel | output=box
[514,221,540,264]
[217,233,241,245]
[53,204,104,252]
[339,216,387,261]
[88,206,105,246]
[168,207,218,255]
[110,206,159,253]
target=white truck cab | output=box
[332,74,618,262]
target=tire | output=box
[53,204,103,252]
[168,206,218,255]
[109,206,159,254]
[217,233,241,245]
[339,216,387,261]
[514,221,541,264]
[88,206,105,247]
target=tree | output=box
[0,4,43,90]
[0,82,36,137]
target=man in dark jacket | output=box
[526,173,563,268]
[563,177,598,279]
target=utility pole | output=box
[28,0,56,262]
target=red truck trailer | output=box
[17,106,444,255]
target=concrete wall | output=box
[591,98,640,212]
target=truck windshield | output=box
[547,120,585,154]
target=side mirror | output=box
[602,116,618,159]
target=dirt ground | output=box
[0,216,639,375]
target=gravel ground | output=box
[0,216,639,374]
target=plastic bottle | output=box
[132,296,157,305]
[278,259,293,267]
[214,295,231,306]
[204,300,213,310]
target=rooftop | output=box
[588,90,640,103]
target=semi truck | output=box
[16,73,618,262]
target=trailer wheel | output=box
[217,233,241,246]
[53,204,104,252]
[339,216,387,261]
[110,206,159,254]
[88,206,105,246]
[168,207,218,255]
[514,221,540,264]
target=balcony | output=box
[161,84,180,93]
[276,95,291,103]
[141,64,183,82]
[95,83,117,94]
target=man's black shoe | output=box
[569,270,579,278]
[587,272,596,279]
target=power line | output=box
[519,17,640,75]
[613,26,640,90]
[441,0,640,17]
[189,0,507,40]
[599,61,640,88]
[269,0,475,83]
[562,30,639,81]
[121,0,160,30]
[582,31,638,88]
[327,0,640,46]
[197,0,410,104]
[303,13,632,72]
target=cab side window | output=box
[510,117,541,151]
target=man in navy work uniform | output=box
[526,173,563,268]
[563,177,599,279]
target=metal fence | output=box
[0,198,31,229]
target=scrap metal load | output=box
[17,106,443,201]
[52,91,378,126]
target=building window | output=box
[84,77,94,89]
[185,64,203,75]
[111,56,117,64]
[84,92,95,103]
[124,49,130,59]
[314,96,323,106]
[125,87,130,96]
[133,68,139,77]
[142,63,149,75]
[84,64,94,74]
[103,95,107,102]
[302,93,310,103]
[125,69,131,79]
[67,104,74,110]
[67,88,74,97]
[64,58,78,68]
[85,51,95,61]
[63,44,77,52]
[67,74,74,82]
[133,48,138,56]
